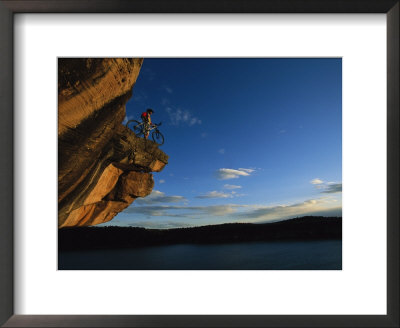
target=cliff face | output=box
[58,58,168,228]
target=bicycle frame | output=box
[126,119,164,145]
[141,123,159,133]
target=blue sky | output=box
[99,58,342,229]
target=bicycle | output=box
[126,120,165,145]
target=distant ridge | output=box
[59,216,342,251]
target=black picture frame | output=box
[0,1,398,327]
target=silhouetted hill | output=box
[58,216,342,251]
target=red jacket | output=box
[141,112,151,123]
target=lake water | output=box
[58,240,342,270]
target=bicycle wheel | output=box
[152,130,164,145]
[126,120,144,137]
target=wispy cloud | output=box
[201,132,208,138]
[164,86,173,94]
[133,90,148,102]
[159,179,165,184]
[196,191,233,199]
[101,218,195,229]
[124,204,243,218]
[310,179,342,194]
[238,168,255,173]
[135,190,186,205]
[127,220,195,229]
[321,183,342,193]
[234,198,341,223]
[218,149,225,154]
[122,197,341,225]
[104,202,341,229]
[215,168,255,180]
[199,204,240,216]
[223,184,242,190]
[166,107,202,126]
[124,205,169,217]
[142,67,155,81]
[310,178,324,185]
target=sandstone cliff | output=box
[58,58,168,228]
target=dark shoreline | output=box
[58,216,342,251]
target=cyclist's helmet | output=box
[146,108,154,114]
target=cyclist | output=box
[141,108,154,139]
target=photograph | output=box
[58,57,342,270]
[1,0,396,325]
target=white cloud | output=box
[238,168,255,173]
[196,191,233,199]
[202,204,240,216]
[218,148,225,154]
[304,199,317,205]
[321,183,342,194]
[166,107,202,126]
[223,184,242,190]
[159,179,165,184]
[311,179,342,194]
[135,190,186,205]
[215,168,255,180]
[310,178,324,185]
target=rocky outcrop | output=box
[58,58,168,228]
